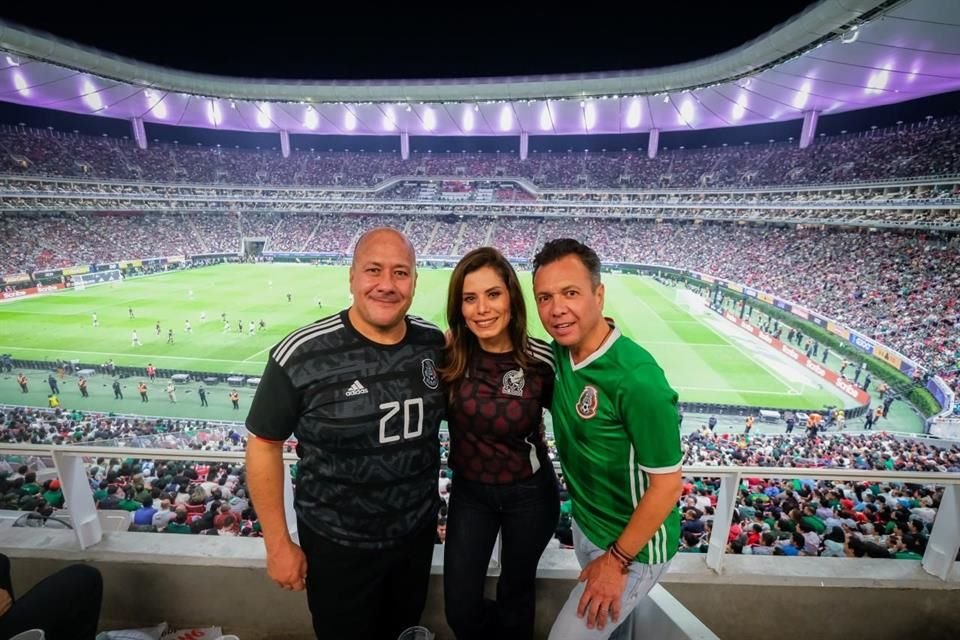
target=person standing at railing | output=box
[439,248,557,640]
[245,228,445,640]
[532,239,683,639]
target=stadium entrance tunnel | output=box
[243,238,266,259]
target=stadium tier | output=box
[1,115,959,188]
[1,212,957,388]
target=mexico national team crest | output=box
[576,385,599,419]
[501,369,525,397]
[422,358,439,390]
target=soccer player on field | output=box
[532,239,682,638]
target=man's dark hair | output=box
[532,238,602,289]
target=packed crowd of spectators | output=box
[677,472,942,560]
[0,212,957,386]
[2,116,958,189]
[2,402,955,560]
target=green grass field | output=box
[0,263,844,411]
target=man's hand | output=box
[576,552,628,630]
[266,538,308,591]
[0,588,12,617]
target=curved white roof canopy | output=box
[0,0,957,136]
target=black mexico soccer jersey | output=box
[448,337,555,484]
[246,310,446,549]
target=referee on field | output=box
[245,228,446,640]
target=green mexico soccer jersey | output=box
[551,327,682,565]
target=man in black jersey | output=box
[245,228,445,640]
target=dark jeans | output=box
[444,465,560,640]
[0,553,103,640]
[298,517,435,640]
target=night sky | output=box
[2,5,818,79]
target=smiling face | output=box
[348,228,416,343]
[533,254,607,361]
[461,266,512,352]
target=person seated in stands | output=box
[0,552,103,640]
[19,472,40,496]
[749,532,778,556]
[679,532,705,553]
[96,484,122,510]
[213,503,233,529]
[133,496,158,526]
[165,506,192,534]
[822,526,847,557]
[847,535,892,559]
[152,498,177,531]
[42,479,64,509]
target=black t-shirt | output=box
[448,337,554,484]
[246,310,446,549]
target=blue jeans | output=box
[548,520,671,640]
[444,465,560,640]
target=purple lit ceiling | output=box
[0,0,958,137]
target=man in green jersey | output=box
[532,239,683,638]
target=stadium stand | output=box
[1,116,959,188]
[1,211,956,389]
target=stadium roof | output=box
[0,0,958,137]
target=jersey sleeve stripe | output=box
[527,340,553,354]
[276,316,340,353]
[527,350,555,371]
[274,315,342,361]
[526,340,554,359]
[408,316,441,331]
[527,345,554,364]
[275,322,345,367]
[637,462,683,474]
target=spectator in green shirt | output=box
[165,508,192,534]
[42,479,64,509]
[19,472,40,496]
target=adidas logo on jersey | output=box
[345,380,368,397]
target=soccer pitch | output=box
[0,263,840,409]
